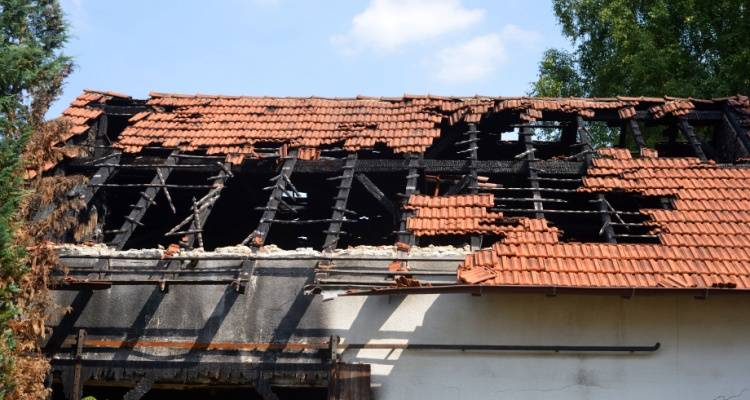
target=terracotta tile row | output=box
[405,194,504,236]
[406,194,494,208]
[106,92,750,157]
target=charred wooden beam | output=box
[520,128,544,219]
[576,117,594,165]
[93,114,110,158]
[233,259,257,294]
[110,151,179,250]
[354,173,397,222]
[32,151,122,226]
[677,118,708,162]
[396,153,421,248]
[242,150,298,247]
[70,157,586,176]
[323,153,357,251]
[598,195,616,243]
[722,106,750,155]
[69,329,86,400]
[628,120,647,151]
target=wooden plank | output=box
[110,151,179,250]
[242,150,298,247]
[324,153,357,251]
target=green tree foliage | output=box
[0,0,70,396]
[531,48,585,98]
[534,0,750,98]
[530,0,750,146]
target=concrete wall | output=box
[50,257,750,399]
[320,293,750,400]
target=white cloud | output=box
[432,25,542,85]
[332,0,484,52]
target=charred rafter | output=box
[395,153,421,250]
[354,173,397,222]
[677,118,708,162]
[243,149,299,247]
[323,153,357,251]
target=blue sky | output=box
[50,0,570,116]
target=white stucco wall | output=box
[315,293,750,400]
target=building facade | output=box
[39,91,750,399]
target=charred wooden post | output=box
[628,120,647,151]
[323,153,357,251]
[93,114,110,158]
[598,195,616,243]
[69,329,86,400]
[677,118,708,162]
[242,149,299,247]
[110,151,179,250]
[233,259,257,294]
[395,153,421,250]
[576,117,594,165]
[519,127,544,219]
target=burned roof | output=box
[41,89,750,294]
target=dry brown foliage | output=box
[3,118,94,400]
